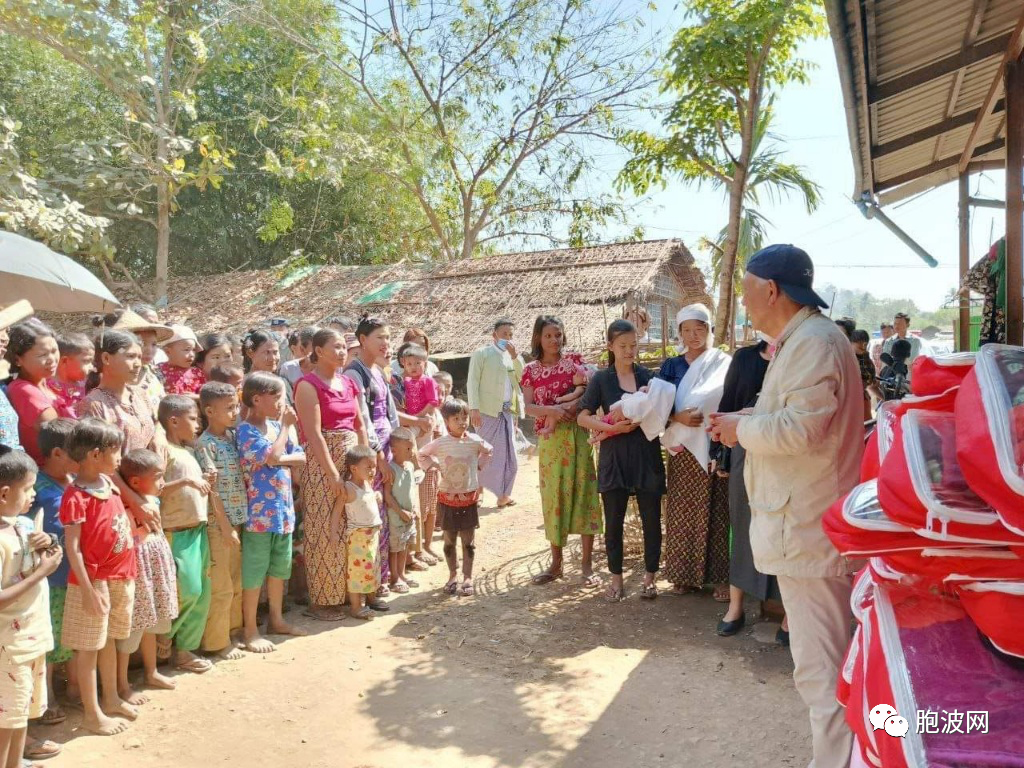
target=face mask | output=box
[496,339,509,352]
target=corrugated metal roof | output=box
[827,0,1024,203]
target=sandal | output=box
[175,656,213,674]
[420,552,439,566]
[669,584,700,596]
[459,580,475,596]
[605,586,624,603]
[350,609,375,621]
[38,707,66,726]
[640,584,658,600]
[367,600,390,612]
[443,580,459,595]
[713,585,731,603]
[23,740,61,761]
[531,570,562,585]
[405,578,420,588]
[376,585,391,598]
[497,499,517,508]
[390,582,410,594]
[581,573,601,588]
[406,560,428,572]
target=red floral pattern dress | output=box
[157,363,206,396]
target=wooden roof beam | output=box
[958,10,1024,173]
[868,32,1013,104]
[874,99,1005,157]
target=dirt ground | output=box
[40,456,812,768]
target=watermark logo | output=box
[869,705,908,737]
[870,705,989,736]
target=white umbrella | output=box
[0,230,121,312]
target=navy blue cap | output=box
[746,244,828,309]
[269,317,289,327]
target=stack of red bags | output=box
[825,348,1024,767]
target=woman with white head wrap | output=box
[656,303,732,597]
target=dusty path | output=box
[41,457,812,768]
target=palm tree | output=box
[700,102,821,345]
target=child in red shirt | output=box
[48,332,94,409]
[61,418,137,736]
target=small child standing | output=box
[158,395,214,675]
[0,447,63,766]
[196,382,246,660]
[385,428,422,594]
[419,399,493,597]
[61,418,137,736]
[157,325,205,399]
[400,345,441,441]
[236,373,307,653]
[335,445,383,620]
[31,418,77,724]
[116,450,179,699]
[49,333,94,409]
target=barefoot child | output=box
[335,445,383,620]
[196,383,245,660]
[49,333,94,409]
[158,395,215,675]
[61,418,137,735]
[31,419,77,725]
[116,450,179,700]
[0,447,64,765]
[236,372,307,652]
[157,325,205,400]
[385,428,422,594]
[419,399,493,597]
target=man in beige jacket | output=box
[710,244,862,768]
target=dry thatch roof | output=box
[111,239,708,356]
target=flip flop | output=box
[459,581,475,596]
[23,740,61,761]
[605,587,624,603]
[350,609,375,621]
[405,578,420,588]
[640,584,658,600]
[175,656,213,674]
[713,587,731,603]
[532,571,562,585]
[443,580,459,595]
[390,582,410,594]
[366,600,390,612]
[38,707,66,726]
[497,500,517,508]
[581,573,602,588]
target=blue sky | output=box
[599,9,1007,313]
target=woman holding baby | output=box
[521,316,602,588]
[658,304,732,598]
[577,318,665,602]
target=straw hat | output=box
[0,300,34,332]
[112,308,174,342]
[159,324,203,349]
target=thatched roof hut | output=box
[121,239,708,358]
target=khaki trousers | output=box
[777,574,853,768]
[202,523,243,652]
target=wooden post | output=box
[958,173,972,351]
[661,303,668,359]
[1007,55,1024,346]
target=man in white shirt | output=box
[881,312,922,374]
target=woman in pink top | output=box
[4,319,74,462]
[294,328,371,621]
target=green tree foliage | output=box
[246,0,656,260]
[0,0,239,302]
[0,105,113,260]
[618,0,825,345]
